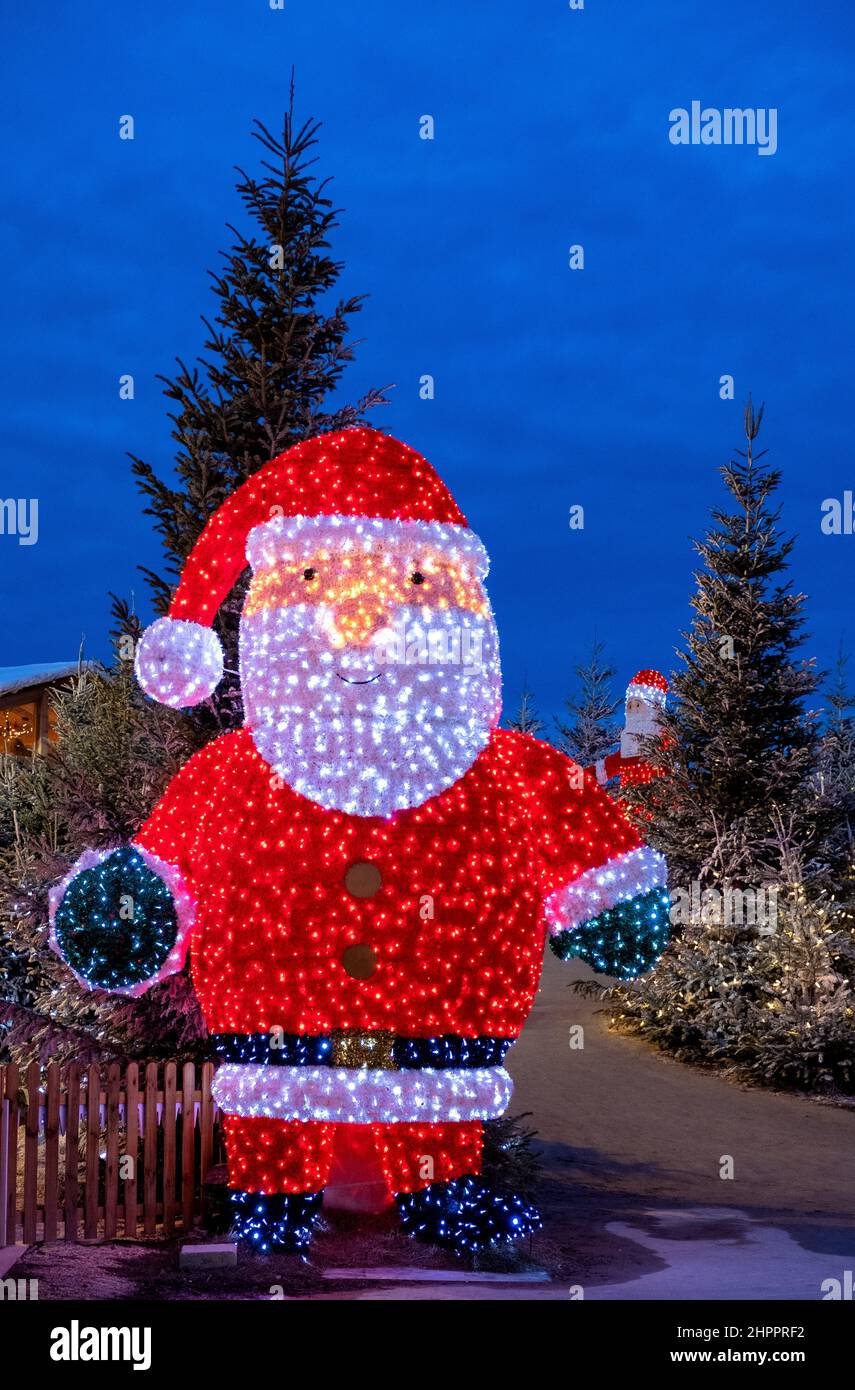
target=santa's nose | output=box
[327,592,391,647]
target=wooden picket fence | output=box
[0,1060,222,1246]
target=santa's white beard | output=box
[621,704,660,758]
[239,605,502,817]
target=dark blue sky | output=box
[2,2,853,724]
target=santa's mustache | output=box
[372,619,484,677]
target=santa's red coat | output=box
[135,727,641,1039]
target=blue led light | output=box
[396,1176,541,1257]
[229,1189,323,1253]
[53,845,179,990]
[550,887,670,977]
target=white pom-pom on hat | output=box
[135,617,224,708]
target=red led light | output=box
[135,728,642,1037]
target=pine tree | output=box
[817,647,855,841]
[626,399,818,889]
[506,686,544,738]
[604,403,855,1093]
[129,83,387,729]
[554,639,620,766]
[0,656,205,1063]
[815,647,855,936]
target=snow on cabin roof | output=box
[0,663,84,697]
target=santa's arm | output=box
[546,843,669,978]
[589,750,625,786]
[48,742,216,997]
[528,740,670,978]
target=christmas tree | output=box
[623,399,817,888]
[1,93,384,1063]
[610,403,855,1092]
[131,83,387,729]
[816,647,855,917]
[554,639,620,766]
[506,686,545,738]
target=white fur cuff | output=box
[545,845,667,937]
[211,1063,513,1124]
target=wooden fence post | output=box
[84,1063,100,1239]
[143,1061,158,1236]
[162,1062,176,1236]
[199,1062,214,1220]
[44,1063,60,1242]
[64,1063,80,1242]
[182,1062,195,1231]
[104,1062,120,1240]
[0,1067,8,1247]
[124,1062,139,1238]
[4,1064,20,1243]
[23,1060,40,1243]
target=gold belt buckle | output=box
[330,1028,395,1069]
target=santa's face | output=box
[621,693,662,758]
[625,696,654,729]
[239,518,502,817]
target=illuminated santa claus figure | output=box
[590,669,670,791]
[49,429,669,1256]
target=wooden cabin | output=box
[0,663,82,756]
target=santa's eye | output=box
[410,571,425,585]
[302,567,316,581]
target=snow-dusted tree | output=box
[602,403,855,1093]
[625,399,818,890]
[554,639,620,766]
[506,686,544,738]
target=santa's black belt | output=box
[212,1031,512,1070]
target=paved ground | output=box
[6,949,854,1300]
[503,950,855,1300]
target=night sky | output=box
[2,2,853,724]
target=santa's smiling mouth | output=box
[336,671,383,685]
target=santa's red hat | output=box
[626,669,669,707]
[135,428,488,707]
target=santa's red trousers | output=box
[223,1116,483,1210]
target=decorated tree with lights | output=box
[608,403,855,1091]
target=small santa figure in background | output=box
[590,669,670,791]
